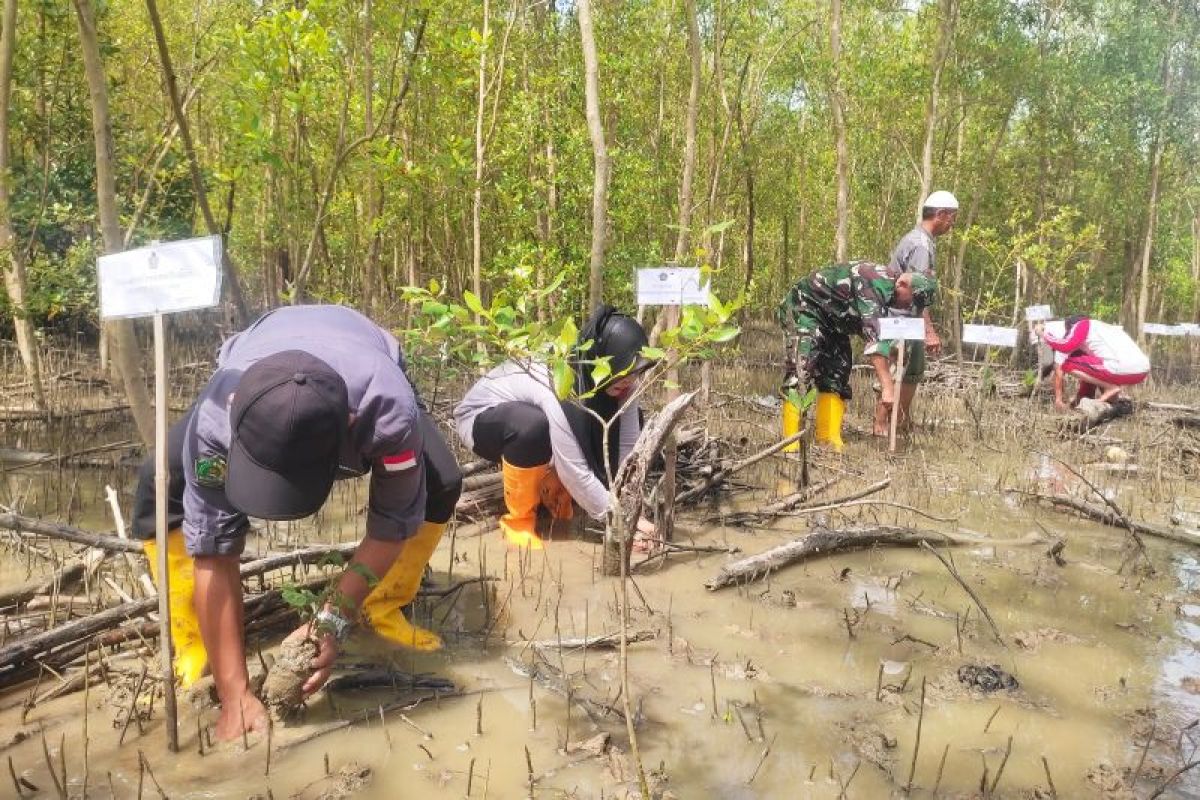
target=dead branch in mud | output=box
[509,629,658,652]
[0,542,462,691]
[674,428,805,504]
[716,479,891,528]
[708,477,841,526]
[0,513,144,554]
[1058,398,1134,435]
[0,561,87,609]
[604,392,696,576]
[0,442,139,472]
[1014,491,1200,548]
[919,541,1006,647]
[705,526,1040,590]
[1145,402,1199,414]
[1036,451,1150,564]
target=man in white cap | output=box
[872,189,958,434]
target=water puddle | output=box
[3,365,1200,797]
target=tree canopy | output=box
[2,0,1198,337]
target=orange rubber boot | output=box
[500,459,549,550]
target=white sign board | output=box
[98,235,223,319]
[878,316,926,341]
[1143,322,1185,336]
[1025,304,1053,321]
[962,324,1019,348]
[1178,323,1200,336]
[636,267,709,306]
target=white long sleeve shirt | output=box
[1044,318,1150,375]
[453,361,640,518]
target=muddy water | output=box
[5,367,1200,798]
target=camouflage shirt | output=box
[776,261,902,345]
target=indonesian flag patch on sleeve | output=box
[380,450,418,472]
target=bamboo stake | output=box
[152,313,178,752]
[82,644,91,798]
[890,340,906,453]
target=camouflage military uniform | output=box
[776,262,906,400]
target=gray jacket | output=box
[182,305,425,556]
[454,361,639,518]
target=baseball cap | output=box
[923,190,959,210]
[226,351,349,520]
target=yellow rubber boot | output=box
[500,459,550,550]
[539,469,574,521]
[362,521,447,651]
[781,398,801,453]
[143,531,208,688]
[814,392,845,453]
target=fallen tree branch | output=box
[675,429,805,504]
[0,544,458,689]
[705,477,842,526]
[0,441,139,473]
[1014,490,1200,548]
[1059,398,1133,435]
[0,561,87,609]
[704,525,1037,590]
[778,497,959,524]
[0,513,144,554]
[509,629,658,652]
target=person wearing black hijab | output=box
[453,306,657,549]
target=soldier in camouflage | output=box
[776,261,937,450]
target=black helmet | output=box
[595,313,653,376]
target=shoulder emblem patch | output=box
[194,455,227,488]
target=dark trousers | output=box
[470,402,552,467]
[132,409,462,538]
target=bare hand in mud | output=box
[632,516,659,554]
[215,691,268,742]
[303,631,338,696]
[280,625,339,697]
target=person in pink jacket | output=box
[1036,315,1150,411]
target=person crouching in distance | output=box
[1034,315,1150,411]
[453,305,659,551]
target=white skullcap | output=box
[923,190,959,210]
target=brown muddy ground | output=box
[3,338,1200,798]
